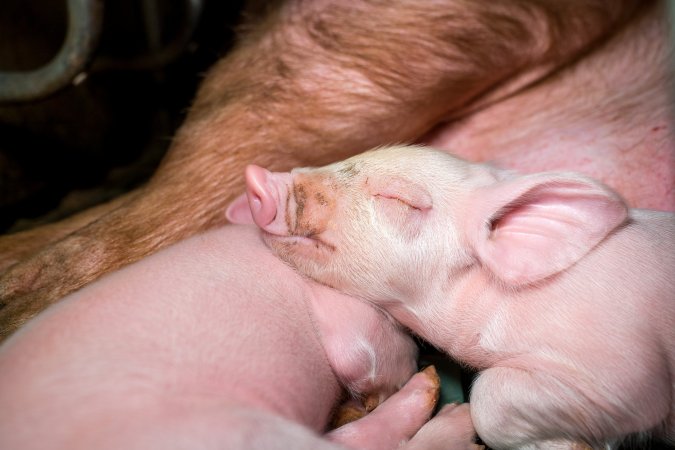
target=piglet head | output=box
[226,146,475,304]
[227,144,629,306]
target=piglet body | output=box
[0,225,454,450]
[227,145,675,449]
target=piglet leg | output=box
[326,366,440,450]
[470,366,668,449]
[405,403,483,450]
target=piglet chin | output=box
[261,232,333,272]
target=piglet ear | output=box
[468,172,628,285]
[225,193,255,224]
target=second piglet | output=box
[227,145,675,449]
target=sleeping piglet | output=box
[226,145,675,449]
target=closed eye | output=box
[374,194,421,210]
[373,195,425,240]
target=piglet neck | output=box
[383,285,452,341]
[389,265,501,368]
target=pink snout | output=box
[245,165,279,229]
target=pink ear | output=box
[469,173,628,285]
[225,193,255,224]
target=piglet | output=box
[0,225,477,449]
[227,145,675,449]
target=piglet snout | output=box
[243,164,333,238]
[245,165,279,228]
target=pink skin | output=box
[244,165,284,230]
[403,404,482,450]
[227,145,675,449]
[0,226,467,450]
[331,403,483,450]
[420,0,674,212]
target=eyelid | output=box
[374,193,421,210]
[373,194,424,240]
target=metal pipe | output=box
[0,0,103,103]
[93,0,204,72]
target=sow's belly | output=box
[423,0,675,212]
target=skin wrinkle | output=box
[294,183,307,234]
[337,163,359,178]
[269,177,340,255]
[285,189,292,233]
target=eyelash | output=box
[374,195,416,210]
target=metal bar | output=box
[0,0,103,103]
[93,0,203,72]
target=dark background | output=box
[0,0,245,233]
